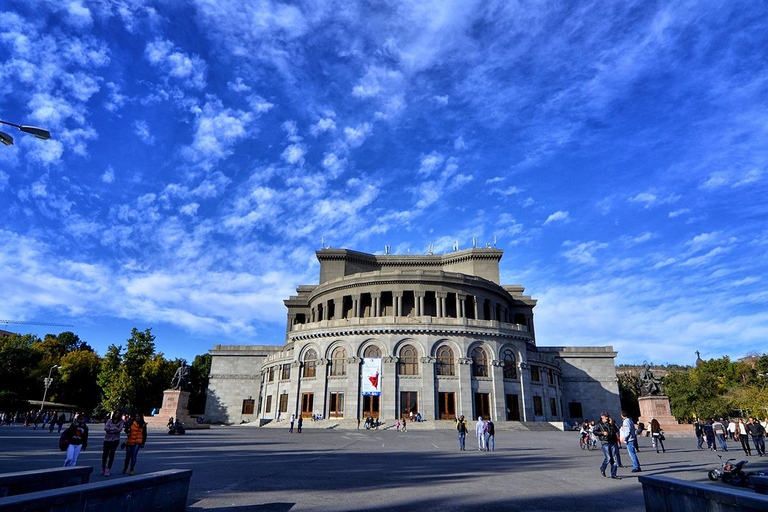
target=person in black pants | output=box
[747,417,766,456]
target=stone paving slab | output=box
[1,426,765,512]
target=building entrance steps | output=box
[256,418,552,431]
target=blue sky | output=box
[1,0,767,365]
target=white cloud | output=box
[145,38,206,89]
[561,240,607,265]
[227,77,251,92]
[310,117,336,136]
[182,101,253,169]
[454,136,467,150]
[485,177,505,184]
[247,95,275,113]
[281,144,306,165]
[322,153,345,177]
[67,1,93,28]
[180,203,200,216]
[700,172,729,190]
[433,95,449,105]
[0,171,9,191]
[544,211,569,225]
[627,191,680,208]
[343,123,372,148]
[133,120,155,145]
[418,151,444,176]
[101,167,115,184]
[669,208,690,218]
[733,169,762,187]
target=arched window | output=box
[303,349,317,378]
[503,348,517,379]
[398,345,418,375]
[436,346,455,376]
[472,347,488,377]
[330,347,347,376]
[363,345,381,358]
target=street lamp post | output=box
[0,119,51,146]
[40,365,61,413]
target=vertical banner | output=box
[361,357,382,396]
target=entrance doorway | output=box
[506,394,520,420]
[438,392,456,420]
[329,392,344,418]
[400,391,417,419]
[474,392,491,419]
[362,395,380,418]
[301,393,314,418]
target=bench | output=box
[0,469,192,512]
[639,474,768,512]
[0,467,92,497]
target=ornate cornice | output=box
[458,358,473,365]
[383,356,398,364]
[209,374,261,380]
[420,357,437,364]
[289,325,533,342]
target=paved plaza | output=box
[1,425,767,511]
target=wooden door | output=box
[506,394,520,421]
[438,392,456,420]
[301,393,314,418]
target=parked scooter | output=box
[708,455,749,486]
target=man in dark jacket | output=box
[595,412,621,479]
[694,419,704,449]
[747,417,766,456]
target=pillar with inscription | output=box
[420,357,437,420]
[381,356,398,420]
[490,359,506,421]
[458,357,473,418]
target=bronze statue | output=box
[639,361,662,396]
[171,360,190,391]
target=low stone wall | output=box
[0,467,92,497]
[0,469,192,512]
[639,474,768,512]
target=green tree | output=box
[617,372,641,419]
[188,354,212,414]
[0,334,42,398]
[57,350,102,411]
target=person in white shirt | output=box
[727,419,737,441]
[736,418,752,456]
[475,417,486,451]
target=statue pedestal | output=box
[145,390,209,430]
[637,395,688,434]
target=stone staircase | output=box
[255,418,563,431]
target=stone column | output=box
[352,294,360,318]
[414,291,425,316]
[457,294,466,318]
[371,292,381,317]
[490,302,496,321]
[458,357,474,419]
[381,356,398,420]
[490,359,506,421]
[346,357,362,421]
[394,291,403,317]
[317,358,330,418]
[436,291,446,317]
[289,361,302,417]
[518,360,530,422]
[473,295,480,319]
[420,357,437,420]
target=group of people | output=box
[59,411,148,477]
[590,411,650,480]
[694,416,767,456]
[455,415,495,451]
[1,410,69,432]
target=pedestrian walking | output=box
[396,419,401,431]
[56,413,66,433]
[727,419,737,441]
[620,411,641,473]
[62,415,88,467]
[650,418,665,453]
[297,416,303,433]
[736,418,752,456]
[485,419,495,452]
[475,416,486,451]
[48,411,58,433]
[101,411,123,477]
[401,418,407,433]
[609,417,623,466]
[122,412,147,475]
[704,420,716,450]
[456,415,468,451]
[694,419,704,449]
[713,418,728,451]
[289,413,295,433]
[595,412,621,480]
[747,417,766,456]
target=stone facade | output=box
[205,248,620,425]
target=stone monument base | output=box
[637,395,689,435]
[145,389,209,430]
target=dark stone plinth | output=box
[639,474,768,512]
[0,466,92,497]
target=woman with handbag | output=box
[650,418,666,453]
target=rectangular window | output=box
[279,394,288,413]
[530,365,540,382]
[569,402,583,419]
[533,396,543,416]
[281,364,291,380]
[550,397,557,416]
[265,395,273,413]
[547,368,554,384]
[329,392,344,418]
[242,399,255,415]
[268,366,275,382]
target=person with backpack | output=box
[122,412,147,475]
[456,415,468,451]
[62,415,89,467]
[101,411,123,477]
